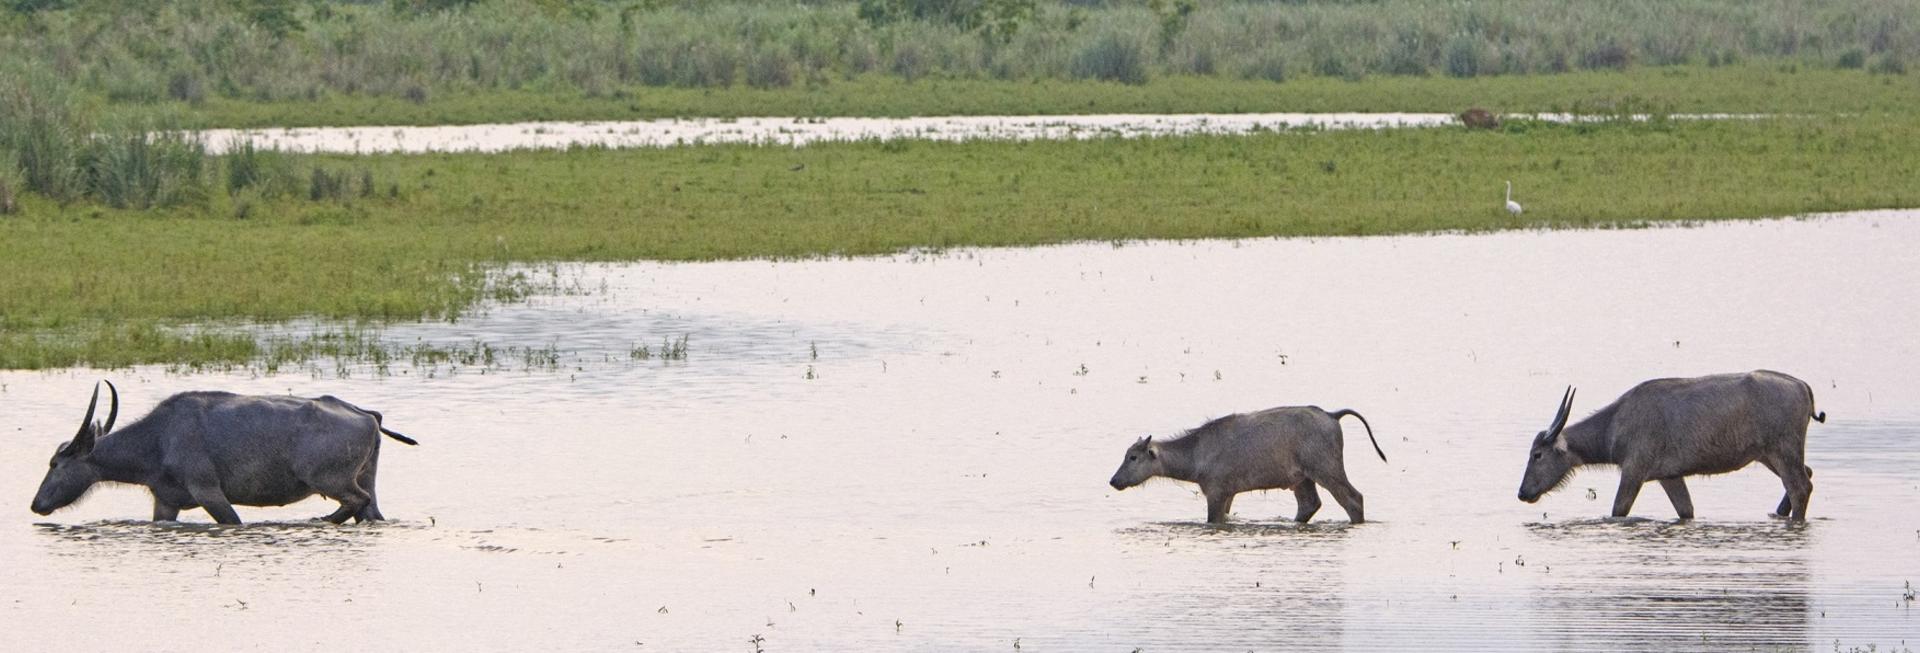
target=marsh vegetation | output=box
[1,0,1916,125]
[4,1,1920,369]
[6,110,1920,368]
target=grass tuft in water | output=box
[630,334,689,362]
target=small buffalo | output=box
[31,382,418,525]
[1517,370,1825,521]
[1109,406,1387,524]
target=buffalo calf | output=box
[1110,406,1387,524]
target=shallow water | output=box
[4,213,1918,651]
[199,113,1455,154]
[196,112,1743,154]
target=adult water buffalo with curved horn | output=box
[1516,370,1825,521]
[30,381,418,525]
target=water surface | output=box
[201,113,1455,154]
[197,112,1744,154]
[3,212,1916,650]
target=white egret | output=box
[1505,180,1523,216]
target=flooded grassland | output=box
[2,213,1916,650]
[10,114,1920,371]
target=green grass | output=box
[176,66,1920,128]
[5,114,1919,368]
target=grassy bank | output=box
[4,0,1916,127]
[4,115,1919,368]
[181,66,1920,128]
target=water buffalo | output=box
[1517,370,1825,521]
[1109,406,1387,524]
[30,382,418,525]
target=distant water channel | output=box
[196,112,1746,154]
[2,212,1915,650]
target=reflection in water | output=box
[1108,520,1355,652]
[1527,520,1811,652]
[1120,519,1359,543]
[34,520,403,571]
[1528,518,1813,548]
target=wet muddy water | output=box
[3,213,1917,650]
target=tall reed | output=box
[1,0,1911,108]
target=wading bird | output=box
[1505,181,1523,216]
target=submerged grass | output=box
[4,114,1920,369]
[0,322,579,376]
[630,335,690,362]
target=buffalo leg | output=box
[179,458,242,524]
[1292,482,1323,523]
[320,504,356,524]
[1658,478,1694,520]
[1776,461,1813,522]
[188,485,242,525]
[1774,466,1812,518]
[1760,460,1789,516]
[1320,476,1365,524]
[152,500,180,522]
[1204,490,1236,524]
[1611,477,1644,518]
[314,475,373,524]
[302,458,374,524]
[322,486,372,525]
[350,455,385,522]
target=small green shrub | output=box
[0,72,88,201]
[84,128,209,210]
[746,48,797,89]
[167,71,206,105]
[1072,32,1149,85]
[1582,42,1632,70]
[309,166,350,202]
[1444,35,1484,78]
[1837,48,1867,69]
[1243,48,1288,83]
[1310,45,1364,80]
[225,140,300,198]
[1869,54,1908,75]
[0,183,14,215]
